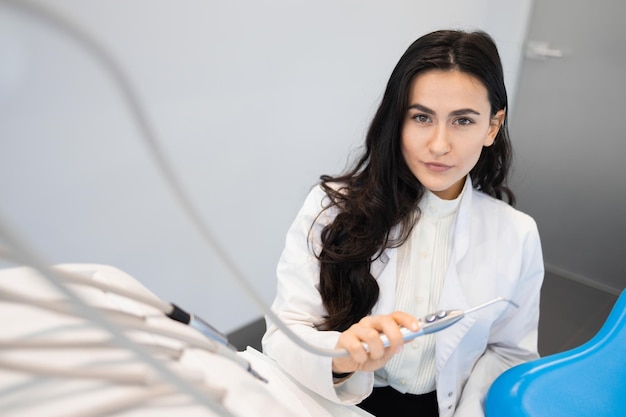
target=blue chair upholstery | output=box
[485,290,626,417]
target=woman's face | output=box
[401,70,505,200]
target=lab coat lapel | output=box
[371,248,397,316]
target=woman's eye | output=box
[413,114,431,123]
[454,117,474,126]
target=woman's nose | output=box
[428,125,451,156]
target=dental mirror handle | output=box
[367,297,518,350]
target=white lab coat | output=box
[262,182,544,417]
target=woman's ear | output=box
[484,109,506,146]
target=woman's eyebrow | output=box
[407,103,435,114]
[408,104,481,117]
[449,108,481,116]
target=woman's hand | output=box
[332,311,419,374]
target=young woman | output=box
[262,29,544,417]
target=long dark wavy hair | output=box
[315,30,514,332]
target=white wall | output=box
[0,0,533,333]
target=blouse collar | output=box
[419,177,469,219]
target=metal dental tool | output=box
[370,297,519,351]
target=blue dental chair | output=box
[485,290,626,416]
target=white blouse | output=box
[378,183,465,394]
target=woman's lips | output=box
[424,162,452,173]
